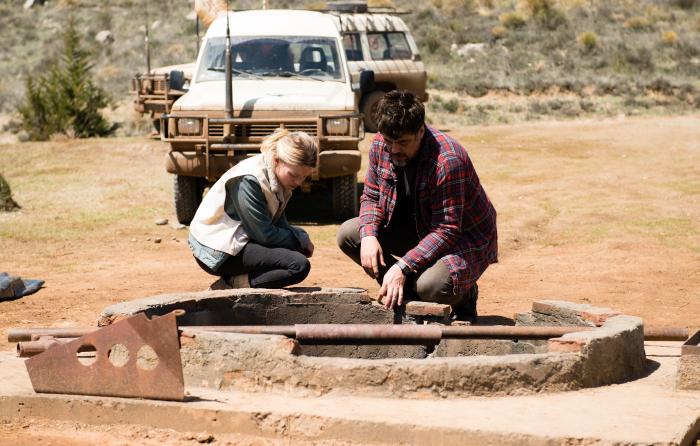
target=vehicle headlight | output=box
[325,118,349,135]
[177,118,201,136]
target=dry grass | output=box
[0,114,699,334]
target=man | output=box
[337,90,497,321]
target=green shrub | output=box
[443,98,460,113]
[578,31,599,52]
[613,43,655,73]
[675,0,697,9]
[16,18,114,141]
[522,0,567,30]
[500,12,526,29]
[624,16,652,31]
[0,174,20,212]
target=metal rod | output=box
[184,324,594,344]
[8,328,96,343]
[295,324,443,344]
[224,0,233,120]
[17,336,75,358]
[183,325,296,337]
[145,1,151,74]
[195,15,200,56]
[440,325,595,339]
[10,325,693,345]
[644,326,691,341]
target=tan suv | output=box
[329,2,428,132]
[161,9,372,224]
[130,63,194,132]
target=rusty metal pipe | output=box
[185,324,592,344]
[184,324,693,343]
[440,325,595,339]
[295,324,443,344]
[182,325,296,337]
[10,324,692,345]
[644,326,690,341]
[17,336,75,358]
[8,328,96,343]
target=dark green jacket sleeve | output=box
[224,175,301,250]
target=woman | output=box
[188,129,317,289]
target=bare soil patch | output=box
[0,115,698,443]
[0,116,698,341]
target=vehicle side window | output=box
[342,33,363,61]
[367,32,412,61]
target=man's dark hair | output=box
[374,90,425,139]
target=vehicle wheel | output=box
[332,174,359,221]
[361,90,386,133]
[174,175,203,225]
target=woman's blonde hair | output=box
[260,129,317,168]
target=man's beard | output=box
[390,156,408,167]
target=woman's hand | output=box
[304,240,315,258]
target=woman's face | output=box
[274,159,313,191]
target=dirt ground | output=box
[0,114,699,443]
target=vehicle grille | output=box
[208,123,317,138]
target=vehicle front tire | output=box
[360,90,386,133]
[174,175,204,225]
[331,174,359,222]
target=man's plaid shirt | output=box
[359,126,498,297]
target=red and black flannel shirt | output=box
[359,126,498,297]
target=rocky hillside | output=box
[1,0,698,126]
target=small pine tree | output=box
[0,174,20,212]
[17,18,113,141]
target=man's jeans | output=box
[336,217,466,306]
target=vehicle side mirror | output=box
[168,70,185,91]
[353,69,374,93]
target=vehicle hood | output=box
[173,80,354,112]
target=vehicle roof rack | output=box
[326,1,368,13]
[323,1,410,15]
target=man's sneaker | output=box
[450,283,478,323]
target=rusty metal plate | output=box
[25,312,184,401]
[681,329,700,356]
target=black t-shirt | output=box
[386,158,420,246]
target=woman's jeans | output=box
[195,242,310,288]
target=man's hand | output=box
[379,264,405,310]
[360,236,385,278]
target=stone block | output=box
[405,301,451,318]
[548,338,587,353]
[677,354,700,391]
[678,330,700,390]
[532,301,620,326]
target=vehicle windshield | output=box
[196,36,345,83]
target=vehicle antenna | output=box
[196,15,200,57]
[145,0,151,74]
[225,0,233,120]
